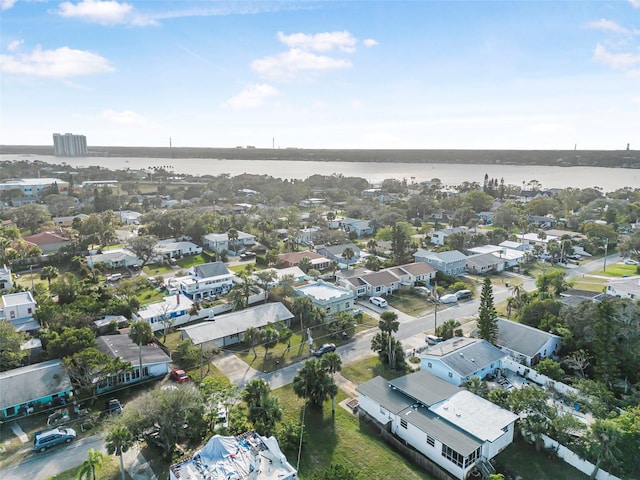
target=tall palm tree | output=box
[128,320,153,380]
[249,392,282,436]
[292,296,313,339]
[341,247,355,269]
[321,352,342,414]
[254,269,276,303]
[260,326,280,358]
[227,228,239,254]
[242,378,270,406]
[243,326,261,359]
[105,426,133,480]
[76,449,103,480]
[379,311,400,369]
[588,419,622,479]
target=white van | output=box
[369,296,388,308]
[106,273,122,282]
[425,335,442,345]
[439,294,458,304]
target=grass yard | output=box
[137,287,166,305]
[592,263,639,277]
[387,290,434,316]
[494,437,588,480]
[46,456,133,480]
[273,385,433,480]
[340,356,407,385]
[176,254,208,269]
[571,275,607,292]
[142,263,174,275]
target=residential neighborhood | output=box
[0,160,639,480]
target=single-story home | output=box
[95,335,171,393]
[0,360,73,419]
[386,262,437,286]
[277,251,331,270]
[295,281,355,318]
[495,318,561,366]
[357,370,518,480]
[179,302,294,350]
[465,252,505,275]
[316,243,361,267]
[23,231,72,254]
[414,250,468,277]
[86,248,141,269]
[1,291,39,333]
[420,337,506,386]
[154,239,202,259]
[202,231,256,253]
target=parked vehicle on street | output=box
[106,273,122,282]
[313,343,336,357]
[455,289,473,300]
[369,296,388,308]
[33,427,76,452]
[170,368,191,383]
[624,258,638,265]
[439,294,458,304]
[103,398,124,415]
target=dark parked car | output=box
[313,343,336,357]
[103,398,124,415]
[240,252,257,260]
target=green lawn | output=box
[494,437,589,480]
[592,263,639,277]
[340,356,407,385]
[137,287,166,305]
[387,290,434,316]
[273,385,433,480]
[142,263,174,275]
[176,254,207,269]
[571,275,607,292]
[47,456,133,480]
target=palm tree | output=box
[249,392,282,436]
[462,376,488,398]
[128,320,153,379]
[436,319,461,340]
[366,239,378,254]
[260,326,280,358]
[326,211,336,225]
[243,326,261,359]
[254,269,277,303]
[588,419,623,479]
[292,296,313,339]
[292,359,338,408]
[242,378,270,406]
[341,247,355,269]
[321,352,342,414]
[379,311,400,369]
[227,228,239,254]
[76,449,103,480]
[106,426,133,480]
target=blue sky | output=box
[1,0,639,150]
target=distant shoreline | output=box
[1,145,637,168]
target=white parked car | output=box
[623,258,638,265]
[369,296,388,308]
[438,294,458,304]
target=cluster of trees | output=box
[371,311,406,371]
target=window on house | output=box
[400,418,408,429]
[426,435,435,447]
[464,447,481,468]
[442,444,464,468]
[427,362,432,368]
[27,308,33,314]
[380,405,386,415]
[448,372,453,378]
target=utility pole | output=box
[30,265,34,291]
[603,238,609,272]
[432,281,438,334]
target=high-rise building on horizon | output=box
[53,133,87,156]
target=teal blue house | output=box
[0,360,73,419]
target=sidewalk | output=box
[123,444,157,480]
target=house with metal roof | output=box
[420,337,506,386]
[179,302,294,350]
[0,360,72,419]
[357,370,517,480]
[496,318,561,366]
[95,335,171,393]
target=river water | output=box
[1,154,633,191]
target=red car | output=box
[169,368,190,384]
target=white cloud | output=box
[1,0,17,11]
[7,39,23,51]
[593,43,640,69]
[0,45,114,77]
[224,84,279,110]
[630,0,640,9]
[277,31,357,52]
[632,95,640,103]
[585,19,629,34]
[57,0,157,26]
[100,108,148,125]
[252,48,351,80]
[363,38,378,47]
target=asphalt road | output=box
[0,435,106,480]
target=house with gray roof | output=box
[465,252,505,275]
[202,231,256,254]
[180,302,294,350]
[1,291,39,333]
[0,360,72,419]
[357,370,517,480]
[175,261,235,301]
[316,243,361,267]
[295,280,355,318]
[86,248,141,269]
[336,269,401,297]
[496,318,561,366]
[430,227,468,246]
[414,250,468,276]
[386,262,437,286]
[95,335,171,393]
[420,337,506,386]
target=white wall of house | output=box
[421,359,465,386]
[482,424,515,460]
[359,394,393,426]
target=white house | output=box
[431,227,467,246]
[414,250,468,276]
[0,178,69,205]
[95,335,171,393]
[468,245,524,269]
[386,262,437,286]
[115,210,142,225]
[0,264,13,291]
[357,370,518,480]
[420,337,506,386]
[202,231,256,254]
[175,262,234,301]
[605,277,640,300]
[86,248,141,269]
[295,281,355,318]
[179,302,294,350]
[337,270,401,298]
[1,291,39,333]
[496,318,561,366]
[169,431,297,480]
[154,239,202,259]
[135,293,202,332]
